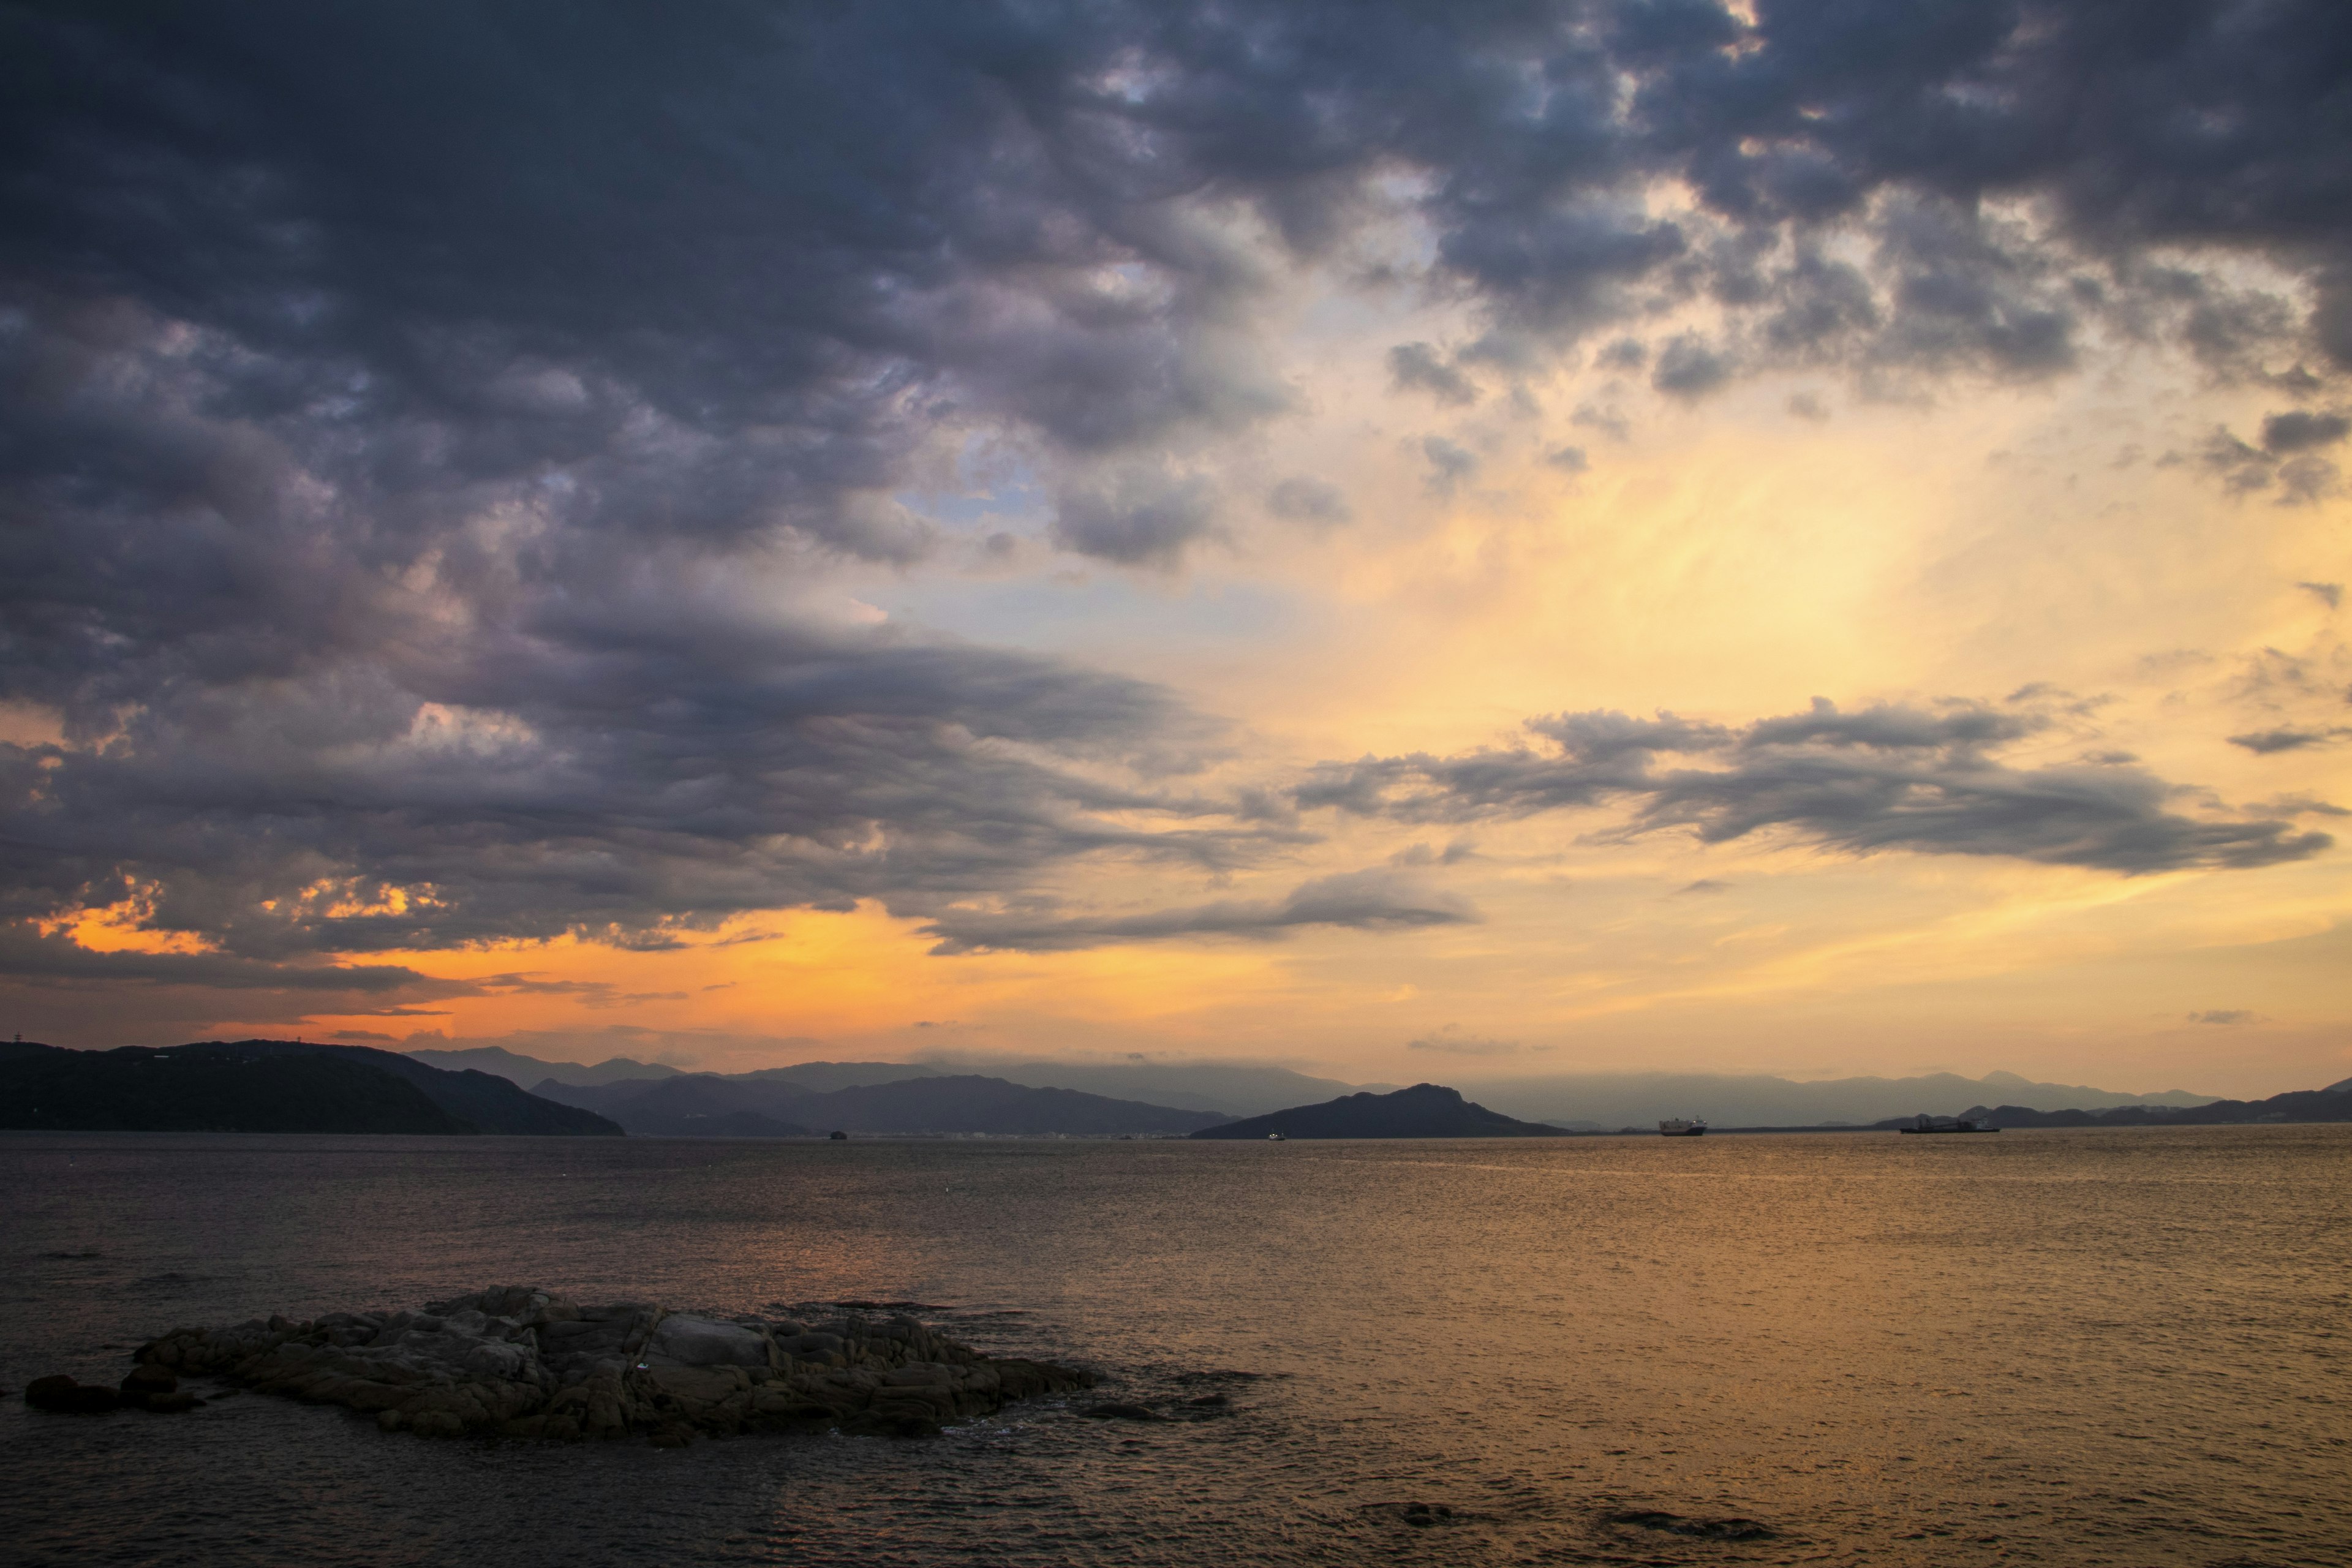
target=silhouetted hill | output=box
[1191,1083,1571,1140]
[0,1040,621,1135]
[1894,1082,2352,1131]
[532,1070,1226,1136]
[2,1041,469,1133]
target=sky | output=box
[3,1,2347,1097]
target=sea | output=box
[2,1126,2345,1567]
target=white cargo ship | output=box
[1658,1118,1707,1137]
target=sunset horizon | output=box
[6,1,2346,1101]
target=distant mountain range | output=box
[532,1071,1229,1137]
[1,1040,620,1136]
[1191,1084,1569,1140]
[1872,1080,2352,1131]
[1460,1069,2217,1130]
[9,1037,2341,1142]
[414,1045,1369,1114]
[405,1046,685,1087]
[402,1046,2222,1128]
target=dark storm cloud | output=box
[0,609,1284,968]
[1421,436,1479,495]
[2227,726,2351,755]
[1387,342,1482,406]
[1050,466,1220,565]
[2257,411,2350,459]
[1266,476,1352,524]
[1651,333,1737,398]
[1298,698,2331,873]
[919,869,1477,954]
[0,924,431,994]
[2201,422,2343,502]
[7,1,2351,998]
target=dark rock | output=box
[26,1375,119,1413]
[1607,1509,1773,1540]
[142,1390,200,1413]
[121,1365,178,1397]
[132,1286,1092,1444]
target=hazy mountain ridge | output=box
[1914,1083,2352,1131]
[405,1046,685,1086]
[531,1070,1229,1137]
[411,1046,2230,1129]
[438,1047,1372,1115]
[1464,1069,2218,1131]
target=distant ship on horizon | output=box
[1659,1118,1707,1137]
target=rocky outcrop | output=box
[127,1285,1093,1442]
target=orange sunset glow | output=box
[4,1,2346,1104]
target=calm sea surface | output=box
[2,1126,2346,1566]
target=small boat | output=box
[1659,1118,1707,1137]
[1897,1114,1999,1134]
[1267,1131,1286,1142]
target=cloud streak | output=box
[1298,699,2332,875]
[921,870,1477,954]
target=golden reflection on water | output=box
[3,1125,2346,1566]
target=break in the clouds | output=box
[1298,700,2333,873]
[4,1,2349,1014]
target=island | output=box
[25,1286,1093,1444]
[1189,1082,1571,1139]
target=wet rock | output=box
[1364,1501,1463,1531]
[129,1287,1093,1445]
[647,1315,769,1369]
[1606,1509,1774,1540]
[25,1374,119,1413]
[121,1365,178,1404]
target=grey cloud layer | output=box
[921,870,1477,955]
[1297,701,2332,873]
[5,2,2346,1006]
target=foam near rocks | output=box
[127,1284,1094,1443]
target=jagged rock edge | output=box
[132,1285,1095,1442]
